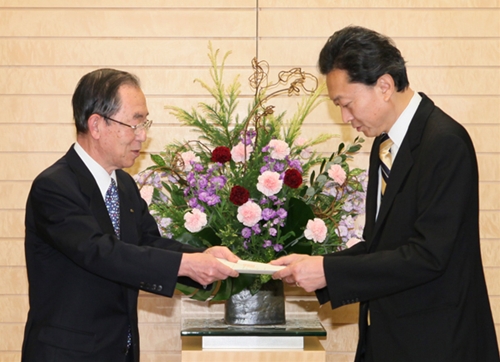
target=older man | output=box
[22,68,239,362]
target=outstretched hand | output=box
[178,246,240,286]
[271,254,326,293]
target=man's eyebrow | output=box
[332,95,342,104]
[133,113,148,119]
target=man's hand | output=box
[178,246,240,286]
[203,246,240,263]
[271,254,326,293]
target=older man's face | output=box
[96,84,149,173]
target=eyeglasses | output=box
[103,116,153,134]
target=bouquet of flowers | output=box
[136,45,366,301]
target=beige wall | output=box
[1,1,499,361]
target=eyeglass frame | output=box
[101,115,153,134]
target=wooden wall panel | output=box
[0,1,498,361]
[260,0,497,7]
[259,38,500,67]
[258,8,500,37]
[0,39,257,66]
[1,9,256,37]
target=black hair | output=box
[318,26,409,91]
[72,68,141,134]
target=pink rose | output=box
[139,185,154,205]
[237,201,262,227]
[257,171,283,196]
[181,151,200,172]
[183,208,207,233]
[231,142,254,163]
[328,164,347,185]
[304,218,327,243]
[268,139,290,160]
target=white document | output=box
[217,258,285,274]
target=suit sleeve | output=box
[315,241,367,304]
[28,169,202,298]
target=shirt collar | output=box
[387,91,422,159]
[74,142,117,200]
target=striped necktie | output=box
[379,133,393,196]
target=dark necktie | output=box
[379,133,394,196]
[105,178,120,238]
[105,179,132,354]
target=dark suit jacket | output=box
[316,94,499,361]
[22,145,203,362]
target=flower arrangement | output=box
[136,45,366,301]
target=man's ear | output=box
[377,74,395,101]
[87,114,102,139]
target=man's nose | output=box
[341,108,354,123]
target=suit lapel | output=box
[366,93,435,252]
[363,136,381,249]
[116,171,140,246]
[65,145,117,238]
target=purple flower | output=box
[288,159,302,171]
[193,163,204,172]
[198,177,208,189]
[343,201,354,212]
[187,173,197,187]
[198,191,210,203]
[252,224,261,235]
[262,208,276,221]
[241,129,256,145]
[211,175,227,189]
[188,198,198,208]
[206,194,221,206]
[263,240,272,248]
[269,228,277,237]
[276,208,287,219]
[242,227,252,238]
[274,162,285,172]
[273,244,283,252]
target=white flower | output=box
[268,139,290,160]
[231,142,253,163]
[304,218,327,243]
[257,171,283,196]
[237,201,262,227]
[184,208,207,232]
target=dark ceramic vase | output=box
[224,279,286,325]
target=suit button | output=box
[157,285,162,292]
[139,282,145,288]
[152,284,157,290]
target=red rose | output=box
[284,168,302,189]
[229,185,250,206]
[211,146,232,163]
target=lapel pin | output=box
[130,209,134,213]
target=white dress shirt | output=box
[376,92,422,217]
[74,142,117,201]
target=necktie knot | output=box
[105,178,120,237]
[379,133,393,196]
